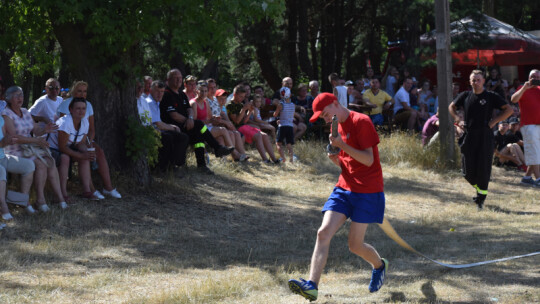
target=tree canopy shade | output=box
[0,0,285,185]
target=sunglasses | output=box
[47,86,60,90]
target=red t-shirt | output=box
[335,111,384,193]
[517,85,540,126]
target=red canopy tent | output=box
[419,15,540,88]
[421,14,540,66]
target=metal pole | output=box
[435,0,455,167]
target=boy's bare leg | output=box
[308,211,347,285]
[348,222,383,269]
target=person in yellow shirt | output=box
[362,78,394,126]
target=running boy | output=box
[288,93,387,301]
[274,87,295,162]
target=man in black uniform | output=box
[160,69,233,174]
[449,70,513,209]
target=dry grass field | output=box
[0,133,538,304]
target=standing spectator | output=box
[452,82,460,99]
[393,77,418,132]
[142,76,152,99]
[511,69,540,186]
[274,87,295,162]
[362,78,393,126]
[3,86,66,211]
[145,81,189,175]
[449,70,513,209]
[381,66,399,97]
[29,78,63,123]
[228,85,278,163]
[507,78,521,101]
[160,69,233,174]
[486,68,507,99]
[328,73,348,108]
[363,67,375,89]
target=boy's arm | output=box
[329,134,374,167]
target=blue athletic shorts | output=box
[322,187,385,224]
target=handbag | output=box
[19,143,54,168]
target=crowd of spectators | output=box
[0,66,537,226]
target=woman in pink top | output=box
[190,82,247,161]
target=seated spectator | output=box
[191,82,245,162]
[0,80,6,113]
[426,86,438,117]
[507,78,521,101]
[362,78,393,126]
[56,81,121,199]
[142,76,152,99]
[253,85,272,106]
[273,77,294,104]
[183,75,197,100]
[452,82,460,99]
[393,77,419,132]
[49,98,99,200]
[29,78,63,124]
[160,69,233,174]
[493,120,526,170]
[503,117,526,171]
[306,80,319,108]
[0,88,36,220]
[248,94,276,139]
[418,81,432,109]
[422,111,439,146]
[213,89,249,160]
[293,83,309,109]
[3,86,67,211]
[242,82,252,103]
[144,80,189,175]
[228,84,278,163]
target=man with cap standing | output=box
[288,93,388,301]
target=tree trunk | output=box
[200,58,218,80]
[333,0,346,74]
[286,0,299,81]
[51,22,151,187]
[250,19,282,91]
[297,0,313,79]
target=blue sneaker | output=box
[288,278,318,301]
[369,258,388,293]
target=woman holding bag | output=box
[3,86,67,212]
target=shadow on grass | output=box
[0,159,538,302]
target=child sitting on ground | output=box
[248,94,276,140]
[273,87,295,162]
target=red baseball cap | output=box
[309,93,337,123]
[215,89,229,97]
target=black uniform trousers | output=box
[178,119,221,167]
[158,130,189,170]
[459,127,494,195]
